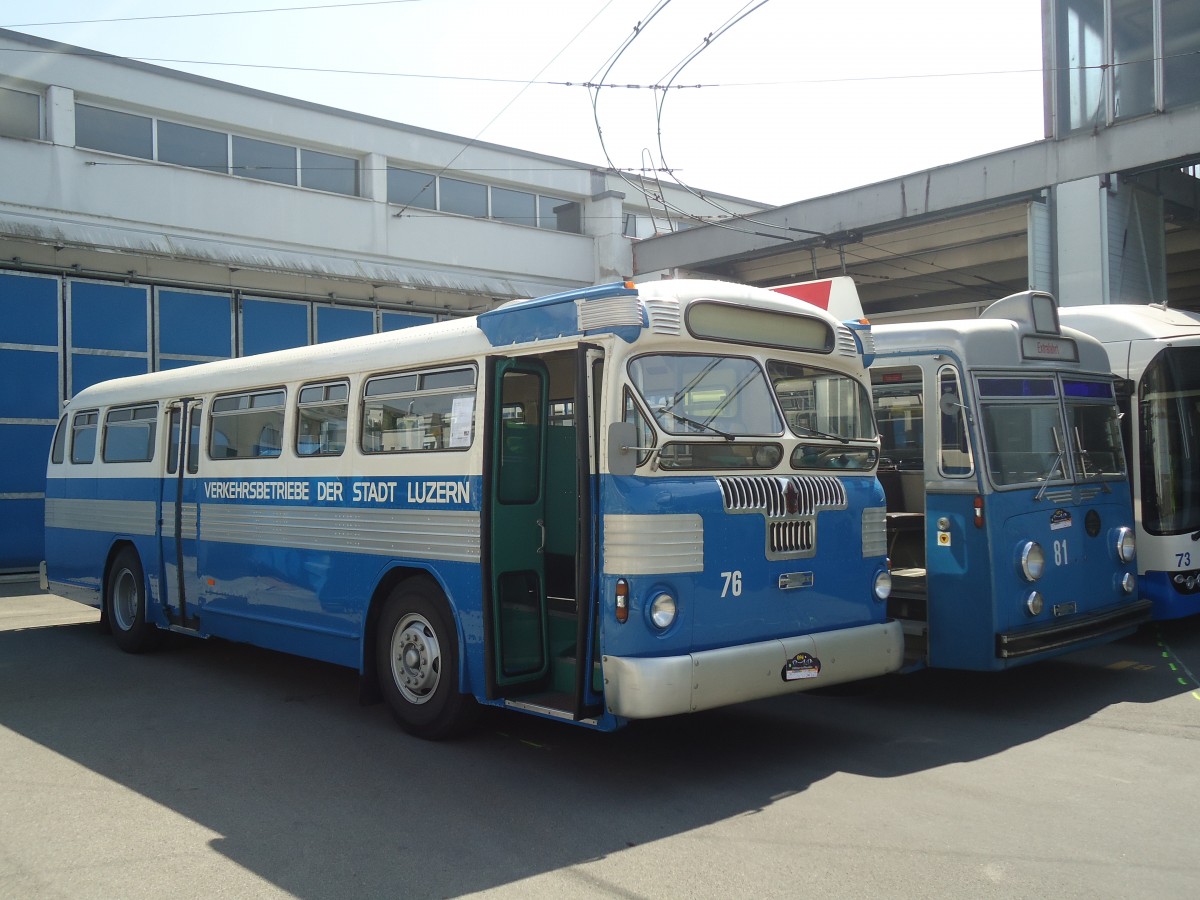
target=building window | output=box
[440,176,488,217]
[233,135,297,185]
[301,148,358,196]
[76,104,152,159]
[0,86,40,140]
[540,195,579,232]
[1112,0,1156,120]
[158,120,228,173]
[1163,0,1200,109]
[492,187,537,225]
[387,166,437,208]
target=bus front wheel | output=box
[376,578,478,740]
[106,548,162,654]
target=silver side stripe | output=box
[163,502,199,539]
[201,505,481,563]
[46,498,157,536]
[46,498,481,564]
[604,513,703,575]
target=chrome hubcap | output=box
[390,613,441,705]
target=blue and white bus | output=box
[869,292,1149,669]
[44,279,902,738]
[1058,304,1200,621]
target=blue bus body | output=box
[1059,304,1200,621]
[870,291,1149,670]
[45,279,902,737]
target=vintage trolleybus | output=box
[44,280,902,738]
[1058,304,1200,620]
[868,291,1150,669]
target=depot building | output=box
[1,0,1198,570]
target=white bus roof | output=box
[1058,304,1200,343]
[65,279,847,410]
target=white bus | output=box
[45,279,902,738]
[1059,304,1200,620]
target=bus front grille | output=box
[769,519,815,554]
[717,475,846,560]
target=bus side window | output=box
[362,366,476,454]
[296,381,348,457]
[188,406,201,473]
[209,388,285,459]
[622,388,655,467]
[167,406,201,473]
[70,410,99,464]
[50,414,68,465]
[102,404,157,464]
[937,367,973,477]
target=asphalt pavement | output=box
[2,580,1198,899]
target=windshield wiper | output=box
[1073,426,1112,492]
[655,407,734,441]
[1035,428,1068,501]
[792,423,849,445]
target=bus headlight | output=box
[1025,591,1044,616]
[1120,572,1136,595]
[649,592,677,629]
[1019,541,1045,582]
[873,569,892,601]
[1114,527,1136,564]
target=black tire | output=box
[376,577,478,740]
[105,548,162,654]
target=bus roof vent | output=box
[836,324,858,357]
[643,296,682,335]
[576,295,642,332]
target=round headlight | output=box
[1019,541,1045,582]
[649,592,677,629]
[873,569,892,601]
[1025,591,1044,616]
[1115,527,1136,564]
[1120,572,1136,595]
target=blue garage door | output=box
[241,296,310,355]
[382,311,435,332]
[315,304,374,343]
[157,288,234,370]
[67,279,151,395]
[0,272,62,570]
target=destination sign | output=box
[1021,335,1078,362]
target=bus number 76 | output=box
[720,570,743,597]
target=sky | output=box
[1,0,1047,205]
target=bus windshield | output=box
[767,360,876,442]
[628,354,783,437]
[1140,347,1200,534]
[978,375,1126,488]
[978,377,1066,486]
[1063,379,1126,480]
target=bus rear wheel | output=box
[106,548,162,654]
[376,577,478,740]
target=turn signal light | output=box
[973,495,984,528]
[615,578,629,624]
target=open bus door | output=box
[485,347,605,722]
[487,358,551,690]
[159,398,202,630]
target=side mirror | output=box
[938,393,964,418]
[607,421,638,476]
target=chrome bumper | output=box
[602,619,904,720]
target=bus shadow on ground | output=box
[1,615,1194,899]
